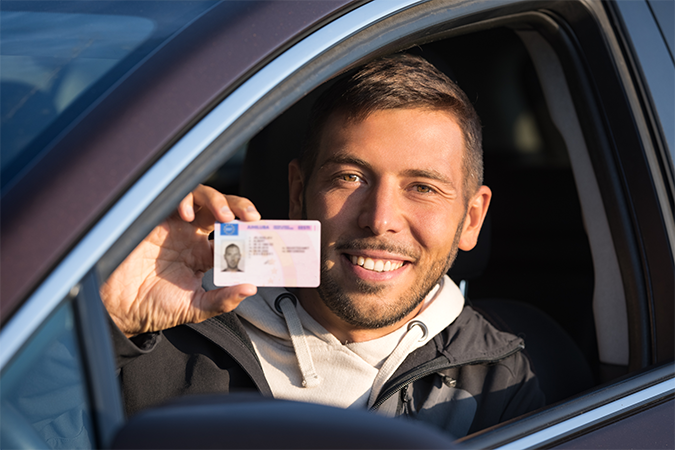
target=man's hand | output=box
[100,185,260,337]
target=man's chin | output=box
[352,277,389,295]
[317,279,425,329]
[327,296,424,329]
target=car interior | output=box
[205,24,618,416]
[3,3,671,448]
[113,8,670,437]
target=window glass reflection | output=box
[0,11,154,174]
[0,301,94,449]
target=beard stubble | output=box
[316,215,466,329]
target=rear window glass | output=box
[0,1,217,192]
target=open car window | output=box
[101,1,673,444]
[1,0,672,448]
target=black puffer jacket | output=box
[113,303,544,437]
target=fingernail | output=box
[246,206,257,213]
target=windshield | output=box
[0,1,217,193]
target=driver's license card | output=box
[214,220,321,287]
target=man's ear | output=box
[288,159,304,219]
[458,185,492,251]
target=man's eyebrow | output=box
[319,153,373,171]
[403,168,456,188]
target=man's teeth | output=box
[350,255,403,272]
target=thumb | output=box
[199,284,257,317]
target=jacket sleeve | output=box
[107,313,163,370]
[108,312,266,416]
[499,351,546,422]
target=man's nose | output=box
[357,181,405,235]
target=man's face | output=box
[289,108,490,331]
[224,246,241,270]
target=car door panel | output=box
[1,0,673,448]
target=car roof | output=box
[0,0,357,322]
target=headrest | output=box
[239,104,306,219]
[447,211,491,284]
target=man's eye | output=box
[339,174,360,182]
[414,184,434,193]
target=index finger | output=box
[186,185,260,226]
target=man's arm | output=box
[100,185,260,338]
[498,352,546,423]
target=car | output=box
[1,0,673,448]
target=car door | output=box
[537,2,675,447]
[1,0,673,448]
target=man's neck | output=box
[294,288,424,344]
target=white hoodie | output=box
[234,275,464,409]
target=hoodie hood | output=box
[378,304,528,402]
[234,275,465,409]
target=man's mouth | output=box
[348,255,405,272]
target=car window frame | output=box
[606,1,675,364]
[99,0,674,444]
[1,0,672,447]
[73,270,125,447]
[0,0,424,373]
[0,2,425,445]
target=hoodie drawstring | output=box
[273,293,430,399]
[274,294,321,388]
[367,320,428,408]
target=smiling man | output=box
[102,54,543,437]
[291,107,483,340]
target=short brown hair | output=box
[299,53,483,201]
